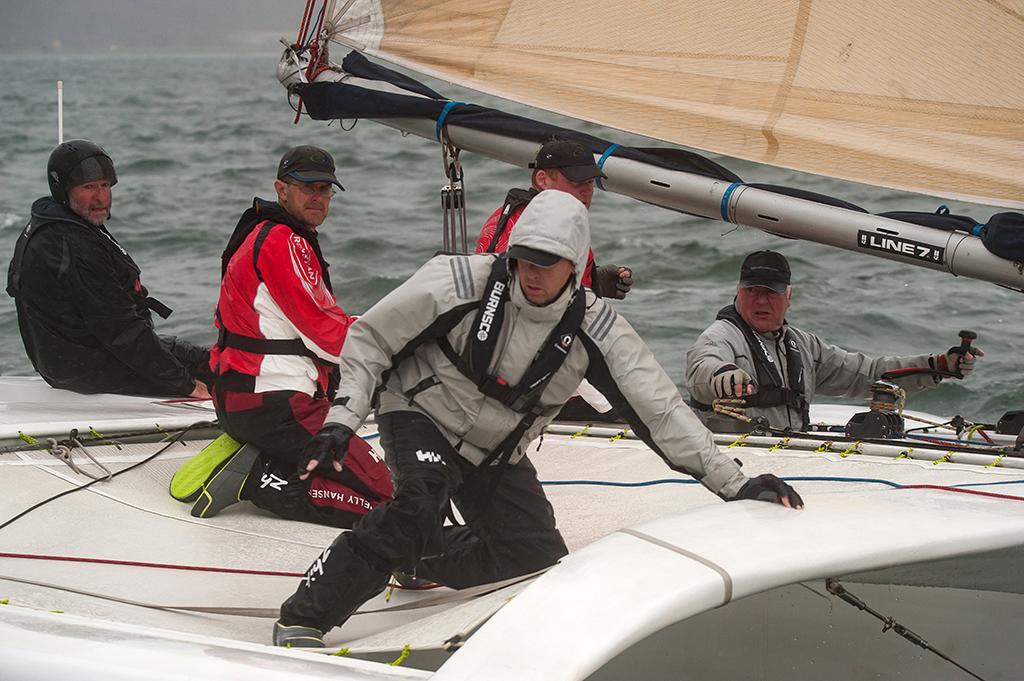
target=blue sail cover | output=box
[298,52,743,184]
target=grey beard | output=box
[69,196,110,226]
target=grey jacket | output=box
[686,317,937,430]
[332,191,747,499]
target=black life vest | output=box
[696,304,810,430]
[437,254,585,468]
[214,198,338,399]
[483,188,538,253]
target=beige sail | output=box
[326,0,1024,209]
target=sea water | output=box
[0,53,1021,422]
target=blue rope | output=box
[595,144,620,190]
[954,479,1024,489]
[541,476,1024,490]
[435,101,464,142]
[542,476,906,489]
[720,182,743,222]
[543,478,700,488]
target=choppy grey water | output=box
[0,53,1020,422]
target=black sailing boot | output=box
[275,533,391,642]
[190,444,261,518]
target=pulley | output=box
[439,130,469,253]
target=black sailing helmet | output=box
[47,139,118,205]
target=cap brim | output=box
[559,165,607,182]
[507,245,562,268]
[285,170,345,191]
[739,278,789,293]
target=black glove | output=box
[711,363,756,398]
[300,423,354,479]
[592,264,633,299]
[734,474,804,508]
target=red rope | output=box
[293,1,332,124]
[297,0,316,45]
[0,552,302,578]
[897,484,1024,502]
[0,552,438,590]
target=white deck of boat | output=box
[1,379,1023,679]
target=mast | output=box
[57,81,63,144]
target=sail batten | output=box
[328,0,1024,208]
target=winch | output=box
[846,329,977,440]
[845,380,905,439]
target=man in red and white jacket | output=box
[196,146,392,527]
[475,139,633,299]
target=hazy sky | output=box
[0,1,305,53]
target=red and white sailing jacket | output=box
[211,221,351,397]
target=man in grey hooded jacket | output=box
[272,190,803,647]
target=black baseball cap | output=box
[507,245,562,268]
[528,140,607,183]
[739,250,790,292]
[277,145,344,190]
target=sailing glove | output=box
[936,346,984,379]
[592,264,633,299]
[735,474,804,508]
[711,364,756,398]
[300,423,354,479]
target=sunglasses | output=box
[285,180,336,197]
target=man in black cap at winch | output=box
[6,139,212,397]
[685,250,984,431]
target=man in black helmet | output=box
[6,139,211,397]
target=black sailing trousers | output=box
[279,410,569,633]
[215,389,369,528]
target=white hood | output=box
[507,189,591,290]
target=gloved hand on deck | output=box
[734,474,804,509]
[936,346,984,378]
[592,264,633,299]
[300,423,355,480]
[711,364,756,398]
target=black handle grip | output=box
[948,329,978,379]
[957,329,977,354]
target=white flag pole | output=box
[57,80,64,143]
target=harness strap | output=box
[479,408,543,469]
[439,255,585,414]
[6,220,35,298]
[217,326,320,359]
[215,370,257,393]
[485,188,537,253]
[144,296,173,320]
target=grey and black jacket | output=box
[332,191,747,499]
[686,316,937,431]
